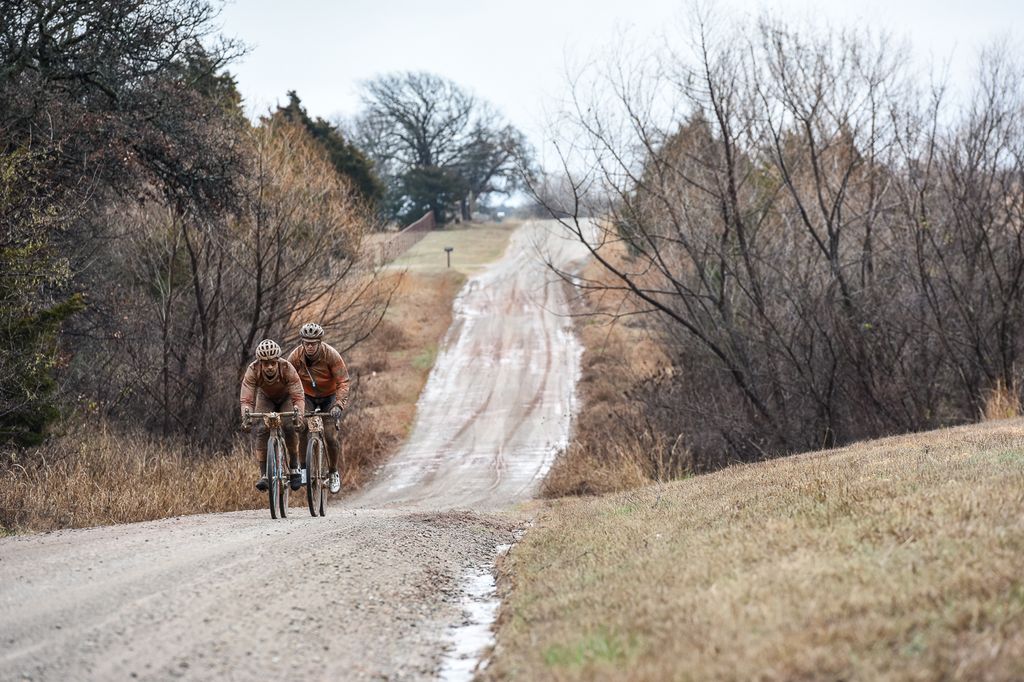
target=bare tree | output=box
[0,0,245,445]
[80,118,393,441]
[539,9,1024,468]
[354,72,529,223]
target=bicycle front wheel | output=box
[276,435,289,518]
[308,435,328,517]
[267,437,279,520]
[305,436,320,517]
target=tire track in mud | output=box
[489,296,556,496]
[351,220,589,511]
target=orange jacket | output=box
[239,359,304,413]
[286,342,351,408]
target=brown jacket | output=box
[287,342,351,408]
[239,359,304,413]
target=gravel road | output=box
[0,220,589,681]
[352,219,589,510]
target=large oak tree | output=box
[355,72,529,224]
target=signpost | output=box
[444,246,453,268]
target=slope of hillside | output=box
[487,419,1024,680]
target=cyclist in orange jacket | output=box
[240,339,305,492]
[286,322,350,494]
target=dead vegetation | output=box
[490,418,1024,681]
[0,269,465,533]
[543,11,1024,470]
[543,245,686,498]
[984,379,1022,422]
[0,426,257,532]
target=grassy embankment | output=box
[489,419,1024,680]
[385,219,520,275]
[490,230,1024,679]
[343,219,519,477]
[0,221,517,533]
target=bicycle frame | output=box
[247,411,299,519]
[302,409,339,517]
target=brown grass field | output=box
[387,219,519,275]
[511,231,1024,679]
[0,223,507,532]
[487,417,1024,681]
[0,428,260,532]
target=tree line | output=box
[0,0,529,448]
[545,11,1024,471]
[279,73,533,226]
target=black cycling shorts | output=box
[304,395,336,414]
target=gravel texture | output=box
[0,220,590,681]
[0,508,519,680]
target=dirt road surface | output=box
[0,220,589,681]
[352,220,589,510]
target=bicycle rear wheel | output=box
[305,436,323,517]
[317,436,327,516]
[267,437,279,520]
[318,467,326,517]
[276,435,289,518]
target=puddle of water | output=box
[438,545,512,681]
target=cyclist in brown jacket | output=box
[240,339,305,492]
[286,322,350,494]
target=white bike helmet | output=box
[255,339,282,360]
[299,322,324,341]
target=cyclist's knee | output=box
[252,443,268,462]
[325,432,342,458]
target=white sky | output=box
[219,0,1021,156]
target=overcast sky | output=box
[219,0,1021,152]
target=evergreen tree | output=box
[0,152,85,446]
[276,92,384,207]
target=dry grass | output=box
[488,418,1024,681]
[344,270,466,469]
[348,224,518,447]
[0,408,404,533]
[543,247,674,498]
[984,379,1022,421]
[0,425,260,533]
[387,220,520,274]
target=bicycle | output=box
[303,409,340,517]
[246,410,300,519]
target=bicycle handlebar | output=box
[242,410,340,430]
[302,409,342,429]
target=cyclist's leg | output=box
[283,419,299,470]
[273,398,301,490]
[295,428,309,470]
[252,394,274,487]
[323,418,341,472]
[312,395,341,473]
[297,395,317,469]
[323,403,342,493]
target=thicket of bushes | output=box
[1,0,387,452]
[548,12,1024,474]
